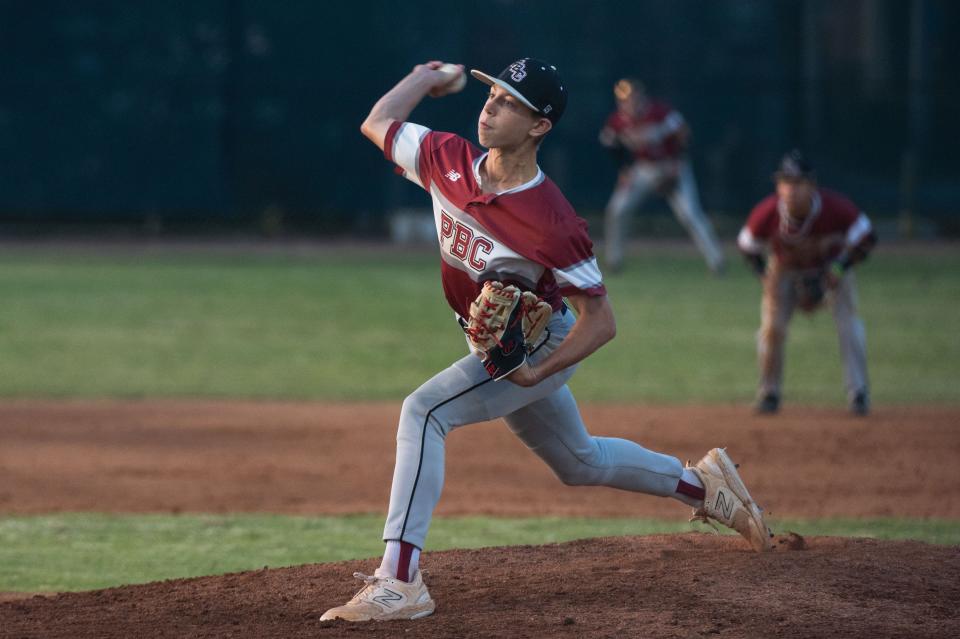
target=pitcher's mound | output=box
[2,533,958,638]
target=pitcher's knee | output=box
[551,446,606,486]
[398,391,447,443]
[555,468,597,486]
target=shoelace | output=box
[347,572,382,603]
[689,510,721,533]
[684,460,719,533]
[687,457,772,541]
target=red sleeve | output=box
[553,216,607,298]
[746,195,778,238]
[819,189,860,231]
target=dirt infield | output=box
[1,400,959,638]
[1,400,957,518]
[2,535,959,638]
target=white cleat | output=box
[688,448,773,552]
[320,568,435,622]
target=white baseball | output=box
[437,63,466,93]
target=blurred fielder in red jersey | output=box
[738,150,877,416]
[599,78,725,274]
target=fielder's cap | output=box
[470,58,567,124]
[774,149,816,181]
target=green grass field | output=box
[0,244,957,404]
[1,514,957,592]
[1,243,958,593]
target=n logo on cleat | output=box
[372,588,403,608]
[715,490,735,520]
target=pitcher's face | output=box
[477,85,545,149]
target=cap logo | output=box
[508,60,527,82]
[543,105,552,114]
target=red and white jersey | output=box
[737,188,873,270]
[601,100,685,162]
[383,120,605,319]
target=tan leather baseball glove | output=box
[465,281,552,380]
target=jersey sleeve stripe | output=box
[389,122,431,188]
[553,257,604,293]
[845,213,872,247]
[737,226,765,253]
[383,120,402,163]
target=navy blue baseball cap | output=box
[470,58,567,124]
[774,149,816,181]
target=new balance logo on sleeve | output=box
[445,170,462,182]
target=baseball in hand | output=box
[435,63,466,95]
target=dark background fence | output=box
[1,0,956,236]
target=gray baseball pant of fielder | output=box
[383,309,684,548]
[604,160,725,273]
[758,267,869,401]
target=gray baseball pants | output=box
[383,308,684,548]
[604,159,725,273]
[758,267,869,401]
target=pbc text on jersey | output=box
[439,211,493,271]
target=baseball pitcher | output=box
[321,58,772,623]
[599,78,725,274]
[738,150,877,415]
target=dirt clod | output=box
[775,531,807,550]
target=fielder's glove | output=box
[795,272,827,312]
[465,281,552,381]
